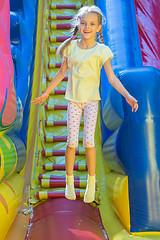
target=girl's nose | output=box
[85,23,89,28]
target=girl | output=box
[31,5,138,203]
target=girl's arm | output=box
[31,58,68,105]
[104,59,138,112]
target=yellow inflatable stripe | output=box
[0,148,4,180]
[0,173,24,240]
[1,135,11,149]
[21,0,46,185]
[39,192,48,199]
[2,180,16,195]
[131,231,160,236]
[105,172,130,231]
[0,193,8,214]
[41,180,50,188]
[8,142,17,177]
[79,180,87,188]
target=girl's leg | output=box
[65,101,82,200]
[83,101,98,203]
[65,146,76,175]
[85,146,96,176]
[83,100,98,175]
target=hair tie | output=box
[72,35,76,40]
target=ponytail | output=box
[99,28,104,44]
[56,26,79,59]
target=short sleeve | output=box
[62,40,77,59]
[101,45,114,65]
[63,46,68,58]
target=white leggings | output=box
[67,100,98,148]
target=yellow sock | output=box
[84,174,96,203]
[65,174,76,200]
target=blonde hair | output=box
[56,5,105,59]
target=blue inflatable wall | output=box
[95,0,160,233]
[10,0,38,146]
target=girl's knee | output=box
[67,142,78,149]
[83,141,95,148]
[67,135,78,149]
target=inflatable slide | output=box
[0,0,160,239]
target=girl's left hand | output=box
[125,94,138,112]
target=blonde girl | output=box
[31,5,138,203]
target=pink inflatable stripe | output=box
[0,0,16,127]
[135,0,160,69]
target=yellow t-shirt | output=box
[63,40,114,103]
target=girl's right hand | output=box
[31,92,49,105]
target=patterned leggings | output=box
[67,100,98,148]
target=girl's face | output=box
[78,12,102,41]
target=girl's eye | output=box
[91,23,95,25]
